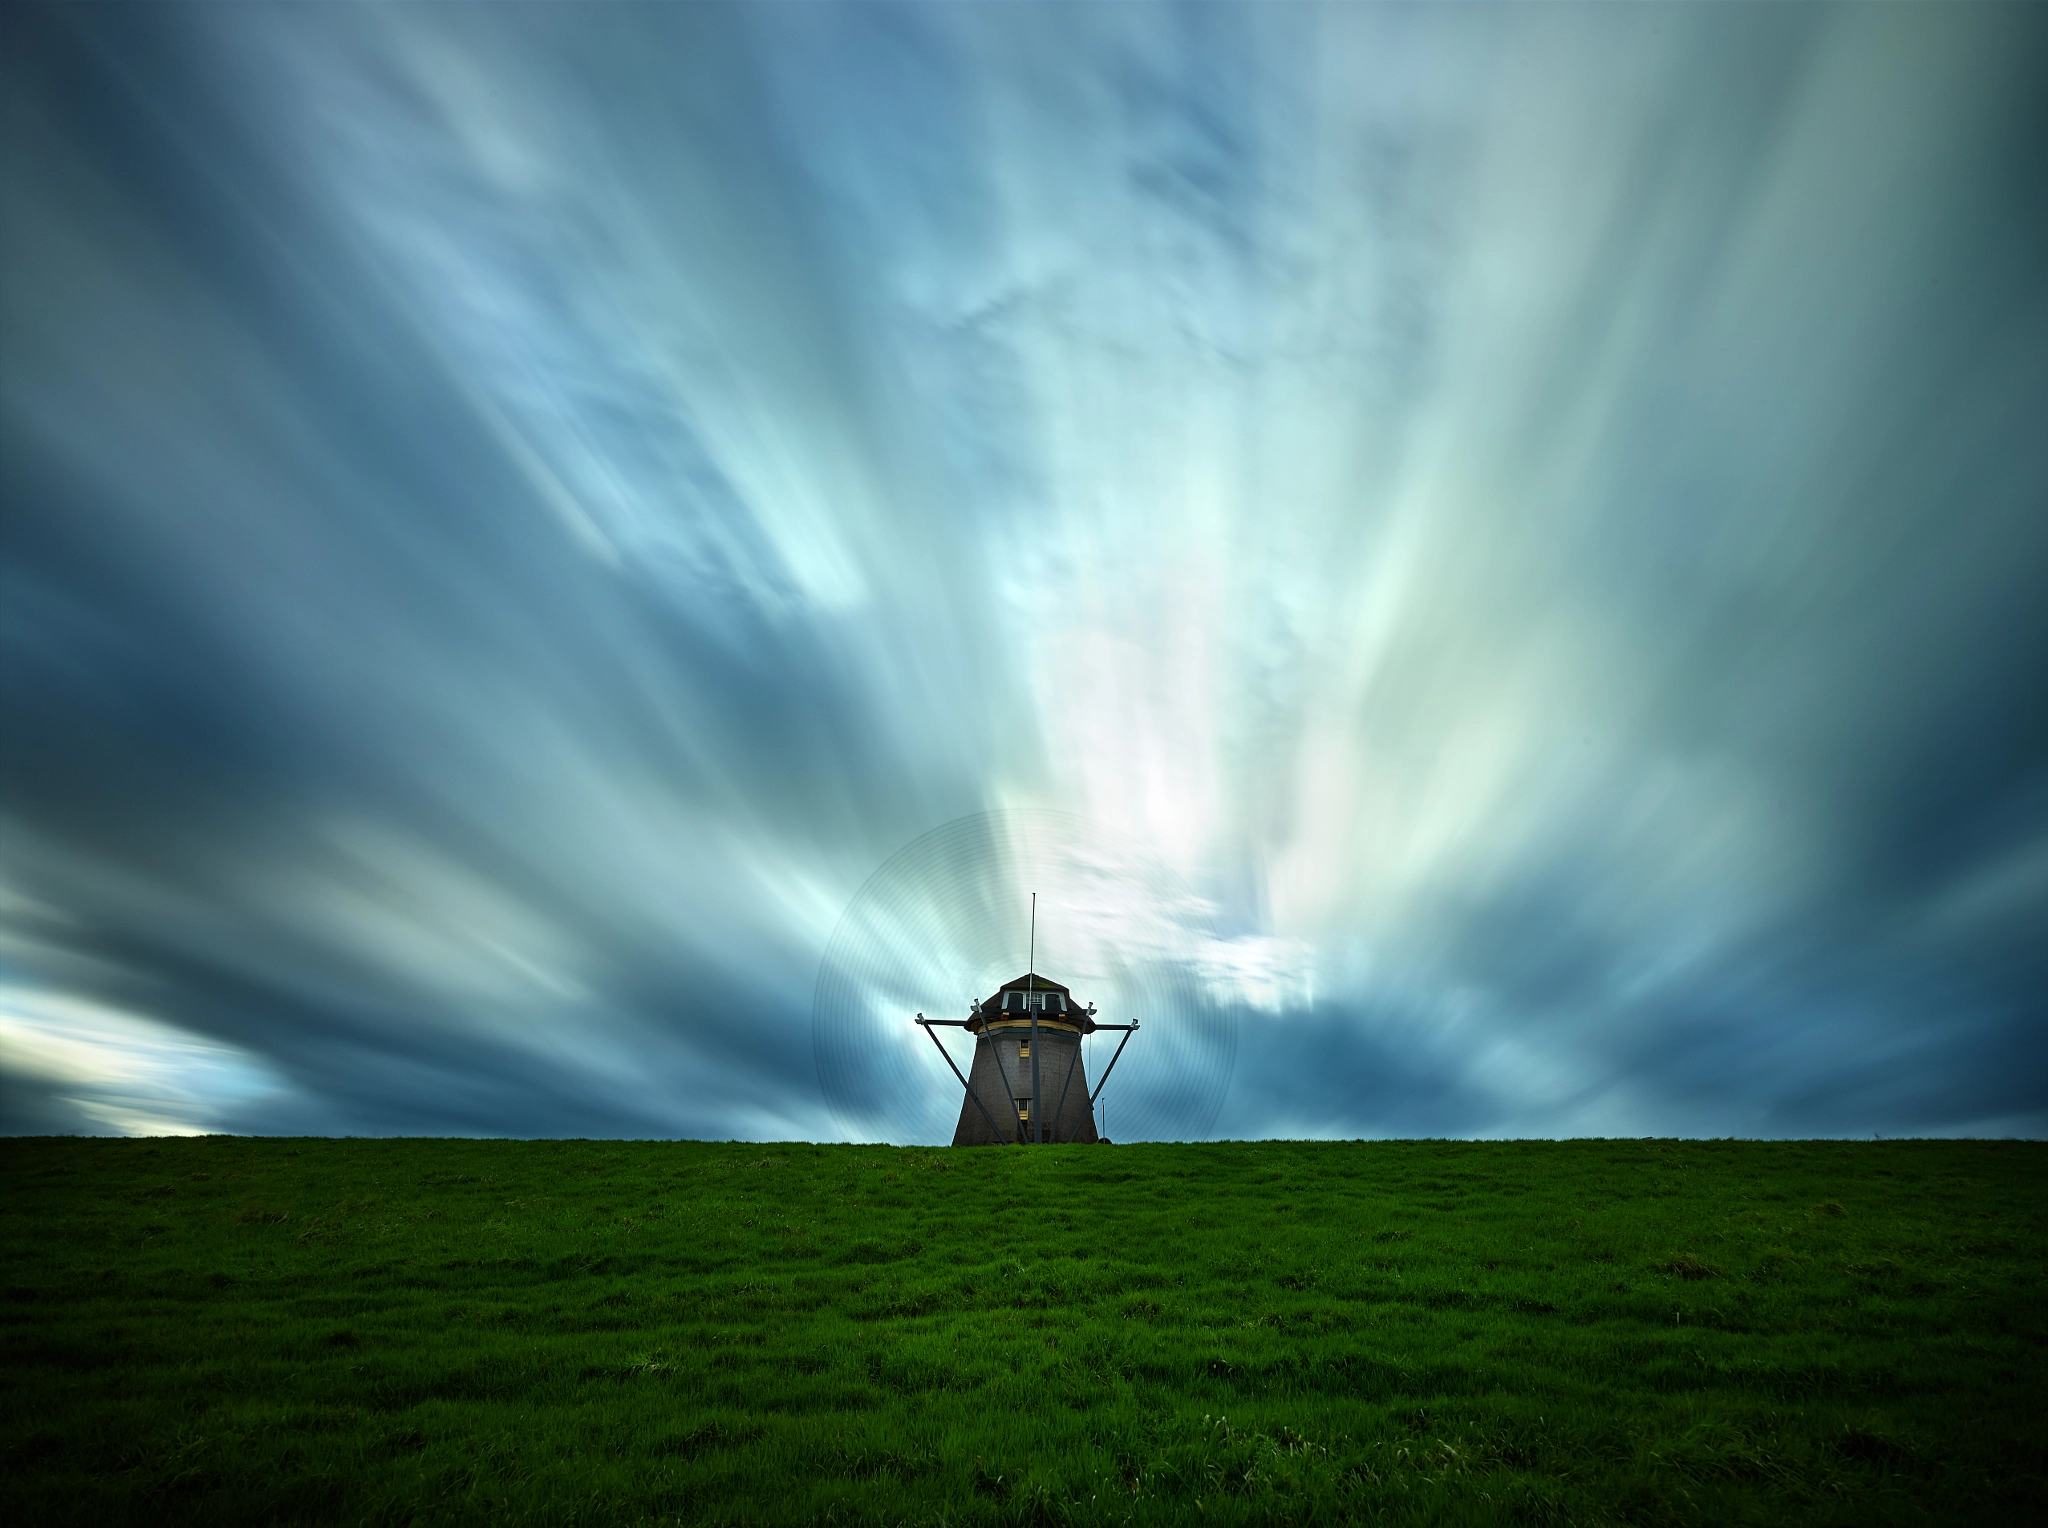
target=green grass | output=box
[2,1137,2043,1526]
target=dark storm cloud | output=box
[2,3,2044,1139]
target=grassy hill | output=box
[2,1136,2042,1525]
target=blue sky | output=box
[3,2,2045,1141]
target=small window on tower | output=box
[1018,1042,1031,1058]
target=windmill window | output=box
[1018,1042,1031,1059]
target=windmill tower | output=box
[912,898,1140,1145]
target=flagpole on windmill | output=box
[1028,893,1041,1144]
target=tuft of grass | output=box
[1,1136,2043,1525]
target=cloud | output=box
[0,986,286,1136]
[2,2,2044,1139]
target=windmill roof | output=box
[996,973,1070,994]
[966,972,1096,1034]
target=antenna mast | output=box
[1028,891,1040,1142]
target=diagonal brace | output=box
[1051,1035,1084,1143]
[1089,1022,1139,1105]
[917,1017,1011,1146]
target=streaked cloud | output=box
[3,2,2043,1139]
[0,986,285,1136]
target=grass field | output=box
[2,1136,2043,1526]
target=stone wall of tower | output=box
[951,1026,1099,1145]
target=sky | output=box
[3,2,2045,1142]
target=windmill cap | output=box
[998,974,1070,995]
[968,973,1097,1033]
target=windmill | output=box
[913,895,1138,1144]
[811,808,1236,1145]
